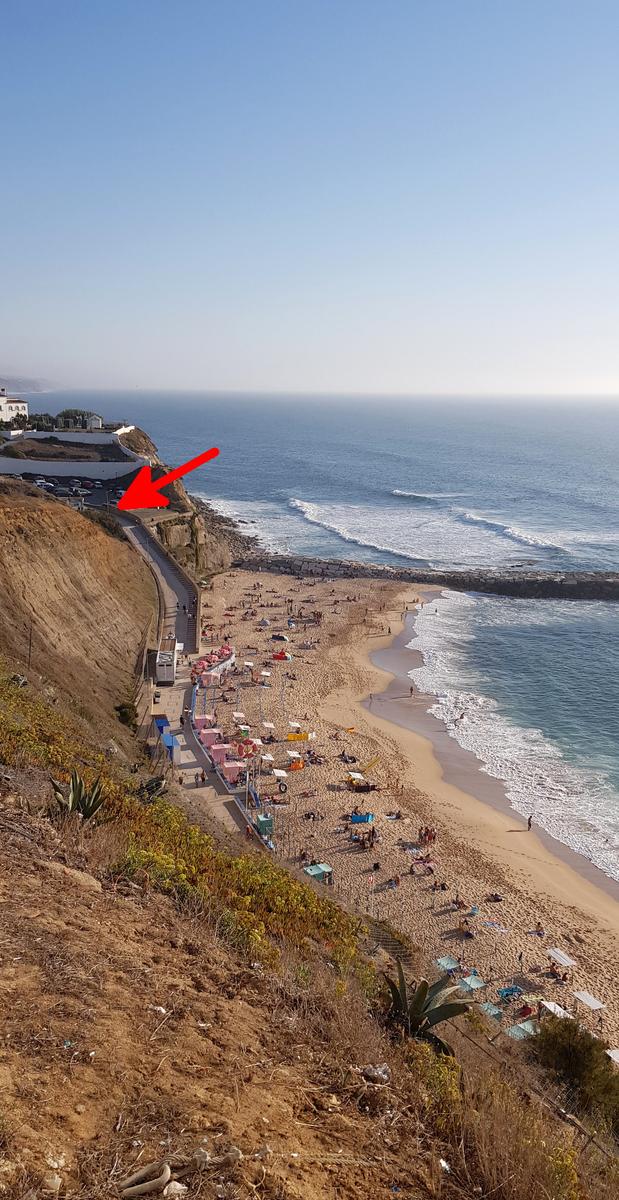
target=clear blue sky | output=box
[2,0,619,395]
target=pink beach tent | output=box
[211,743,232,764]
[222,760,244,784]
[194,712,216,730]
[202,727,223,748]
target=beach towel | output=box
[498,985,523,1001]
[482,921,510,933]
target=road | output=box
[118,511,197,652]
[112,509,245,837]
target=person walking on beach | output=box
[527,814,533,831]
[518,950,524,970]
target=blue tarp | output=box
[154,717,169,733]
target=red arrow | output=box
[117,447,220,511]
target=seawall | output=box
[230,551,619,601]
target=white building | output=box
[0,388,28,424]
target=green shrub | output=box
[534,1017,619,1134]
[115,700,138,729]
[84,508,126,540]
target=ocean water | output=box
[33,392,619,880]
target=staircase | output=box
[364,917,417,968]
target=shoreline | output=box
[363,604,619,908]
[201,566,619,1036]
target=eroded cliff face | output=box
[119,428,249,580]
[0,480,157,734]
[153,509,231,579]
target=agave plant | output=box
[50,769,105,822]
[382,959,470,1055]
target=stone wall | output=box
[230,550,619,601]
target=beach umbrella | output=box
[573,990,605,1011]
[548,948,577,968]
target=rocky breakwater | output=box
[231,549,619,601]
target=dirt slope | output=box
[0,482,157,735]
[0,802,424,1200]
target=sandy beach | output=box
[197,567,619,1040]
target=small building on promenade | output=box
[0,388,28,424]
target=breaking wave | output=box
[287,498,425,563]
[456,510,560,549]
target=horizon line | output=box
[18,385,619,402]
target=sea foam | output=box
[409,591,619,882]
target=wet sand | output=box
[368,611,619,905]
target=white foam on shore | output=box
[197,495,305,554]
[408,592,619,882]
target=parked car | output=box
[81,480,94,489]
[55,487,71,497]
[93,481,104,488]
[35,480,55,491]
[68,478,83,488]
[153,690,162,704]
[70,486,89,496]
